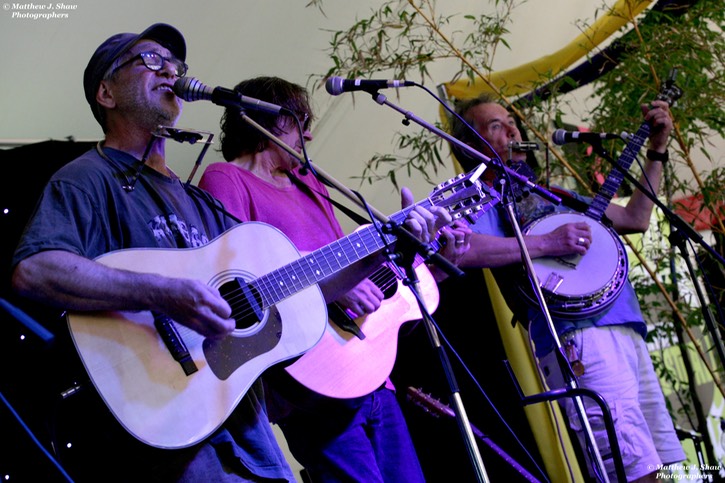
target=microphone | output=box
[509,141,539,152]
[173,77,288,115]
[325,76,415,96]
[552,129,626,145]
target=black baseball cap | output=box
[83,23,186,127]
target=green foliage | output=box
[352,128,448,190]
[310,0,519,184]
[314,0,515,89]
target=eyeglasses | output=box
[296,112,311,131]
[113,51,188,78]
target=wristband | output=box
[646,149,669,163]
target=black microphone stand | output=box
[0,298,74,482]
[495,173,619,483]
[364,90,620,482]
[361,89,573,482]
[591,141,725,477]
[245,98,496,479]
[591,141,725,360]
[232,110,467,282]
[385,219,489,483]
[235,104,494,477]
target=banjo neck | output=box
[584,72,682,222]
[584,122,650,222]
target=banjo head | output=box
[520,212,628,319]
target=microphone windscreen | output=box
[325,77,343,96]
[551,129,568,146]
[173,77,209,102]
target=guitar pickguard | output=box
[203,305,282,380]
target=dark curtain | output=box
[0,140,96,482]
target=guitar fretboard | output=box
[251,201,430,308]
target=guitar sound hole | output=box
[219,278,264,330]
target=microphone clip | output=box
[153,126,215,145]
[508,141,539,152]
[151,126,216,186]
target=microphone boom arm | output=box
[368,92,562,205]
[238,111,462,277]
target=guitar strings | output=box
[213,225,394,325]
[215,252,425,327]
[187,196,436,327]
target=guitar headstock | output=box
[656,68,683,107]
[406,386,455,419]
[427,163,501,225]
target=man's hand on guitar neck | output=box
[429,221,472,282]
[604,99,673,234]
[319,187,451,307]
[401,187,452,243]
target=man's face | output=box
[104,40,183,129]
[466,102,526,164]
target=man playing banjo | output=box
[449,93,686,483]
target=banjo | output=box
[517,75,682,320]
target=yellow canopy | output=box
[444,0,654,99]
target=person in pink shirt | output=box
[199,76,470,482]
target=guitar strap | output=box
[547,186,614,227]
[286,170,368,340]
[285,171,371,227]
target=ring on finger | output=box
[577,237,586,247]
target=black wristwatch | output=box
[646,149,669,163]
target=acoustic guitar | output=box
[66,166,498,448]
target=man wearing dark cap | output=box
[10,23,298,482]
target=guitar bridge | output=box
[153,312,198,376]
[542,273,564,293]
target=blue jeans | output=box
[277,387,424,483]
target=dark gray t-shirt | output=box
[12,145,295,482]
[13,146,233,265]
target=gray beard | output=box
[141,105,177,130]
[119,95,179,132]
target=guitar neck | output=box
[245,164,497,311]
[585,122,650,221]
[252,201,428,308]
[405,387,542,483]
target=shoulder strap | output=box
[286,171,371,226]
[548,186,613,227]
